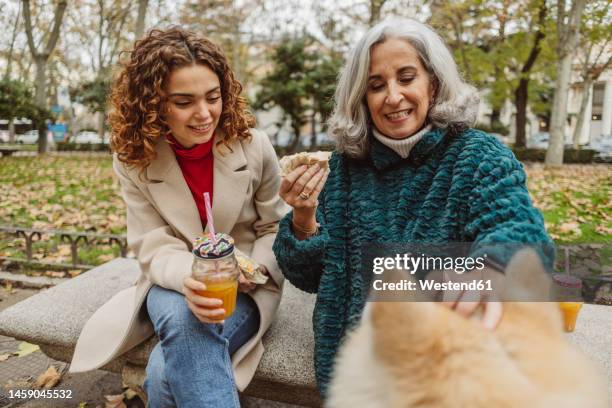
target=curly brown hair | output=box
[108,27,255,172]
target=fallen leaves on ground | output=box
[0,157,609,267]
[44,270,67,278]
[524,164,611,243]
[0,156,125,268]
[14,342,39,357]
[3,377,33,389]
[2,282,15,294]
[0,354,11,362]
[123,388,138,400]
[104,394,127,408]
[0,156,125,233]
[34,365,62,389]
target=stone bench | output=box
[0,258,611,404]
[0,258,321,407]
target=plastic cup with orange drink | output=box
[191,192,239,322]
[192,232,240,321]
[552,274,583,333]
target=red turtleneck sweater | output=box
[167,134,214,229]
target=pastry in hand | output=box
[279,151,332,177]
[234,248,269,285]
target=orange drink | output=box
[558,302,583,332]
[197,279,238,319]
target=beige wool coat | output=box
[70,129,289,391]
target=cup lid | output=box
[552,273,582,289]
[193,232,234,259]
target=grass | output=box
[524,163,611,244]
[0,155,124,274]
[0,144,38,151]
[0,156,610,272]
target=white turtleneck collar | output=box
[372,125,432,159]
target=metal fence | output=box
[0,225,127,270]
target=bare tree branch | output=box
[4,1,21,79]
[135,0,149,38]
[107,3,131,68]
[22,0,37,58]
[43,0,68,57]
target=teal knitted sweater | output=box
[272,127,552,395]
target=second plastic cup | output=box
[552,274,583,333]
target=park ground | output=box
[0,155,610,270]
[0,154,610,406]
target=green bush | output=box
[512,148,596,163]
[475,122,510,136]
[56,142,110,152]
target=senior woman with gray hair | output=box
[273,17,552,395]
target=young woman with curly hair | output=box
[70,27,287,407]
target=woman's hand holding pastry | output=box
[279,164,329,210]
[279,164,329,239]
[238,271,256,293]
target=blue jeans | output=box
[144,285,260,408]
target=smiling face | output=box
[164,64,222,148]
[366,37,435,140]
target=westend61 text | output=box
[372,279,493,292]
[372,253,487,275]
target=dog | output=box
[327,250,609,408]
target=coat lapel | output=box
[210,136,250,235]
[146,135,250,244]
[146,140,203,243]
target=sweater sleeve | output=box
[273,189,329,293]
[464,137,555,270]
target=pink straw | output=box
[203,192,216,244]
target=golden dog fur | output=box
[327,250,609,408]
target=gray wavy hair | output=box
[328,17,480,158]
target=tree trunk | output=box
[8,119,16,143]
[546,0,587,166]
[97,109,106,142]
[546,54,572,164]
[514,79,529,148]
[572,78,592,148]
[310,111,317,150]
[22,0,67,154]
[34,57,48,154]
[512,0,546,149]
[490,108,500,128]
[288,123,301,154]
[369,0,386,26]
[135,0,149,38]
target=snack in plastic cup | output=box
[558,301,583,332]
[192,233,239,320]
[552,274,583,333]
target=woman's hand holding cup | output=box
[183,276,226,324]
